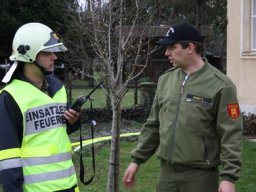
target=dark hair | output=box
[179,41,204,55]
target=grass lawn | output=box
[70,88,140,109]
[73,140,159,192]
[236,140,256,191]
[73,140,256,192]
[0,140,255,191]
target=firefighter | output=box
[0,23,81,192]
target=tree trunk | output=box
[88,62,94,87]
[195,0,201,30]
[134,78,138,105]
[107,1,124,190]
[107,101,121,192]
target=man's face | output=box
[164,43,190,68]
[36,51,57,72]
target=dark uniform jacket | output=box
[131,61,243,183]
[0,73,80,192]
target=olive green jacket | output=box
[131,61,243,183]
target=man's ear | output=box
[187,42,195,54]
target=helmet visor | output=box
[42,31,67,52]
[42,43,67,52]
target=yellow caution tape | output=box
[72,132,140,152]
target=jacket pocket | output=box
[179,95,214,133]
[172,131,210,165]
[202,136,210,165]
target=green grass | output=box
[71,88,140,109]
[71,89,106,108]
[236,140,256,191]
[1,140,255,192]
[74,140,256,192]
[73,141,159,192]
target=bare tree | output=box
[71,0,158,191]
[59,0,227,191]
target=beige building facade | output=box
[227,0,256,114]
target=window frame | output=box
[251,0,256,50]
[241,0,256,58]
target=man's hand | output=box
[218,181,235,192]
[123,162,139,189]
[64,109,80,125]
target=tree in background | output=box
[0,0,79,60]
[152,0,227,56]
[63,0,227,191]
[0,0,83,89]
[0,0,227,69]
[0,1,227,191]
[71,0,159,191]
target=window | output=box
[241,0,256,57]
[252,0,256,50]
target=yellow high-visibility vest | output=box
[0,79,79,192]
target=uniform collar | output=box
[184,57,208,77]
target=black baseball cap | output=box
[157,23,202,45]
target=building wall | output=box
[227,0,256,114]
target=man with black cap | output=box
[123,23,242,192]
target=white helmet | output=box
[2,22,67,83]
[10,22,67,62]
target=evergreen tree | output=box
[0,0,79,60]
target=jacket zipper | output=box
[181,75,189,95]
[169,74,189,162]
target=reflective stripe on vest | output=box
[24,165,76,184]
[22,152,71,166]
[0,152,71,171]
[0,158,22,171]
[2,79,78,191]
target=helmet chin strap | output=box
[2,61,18,83]
[34,61,52,76]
